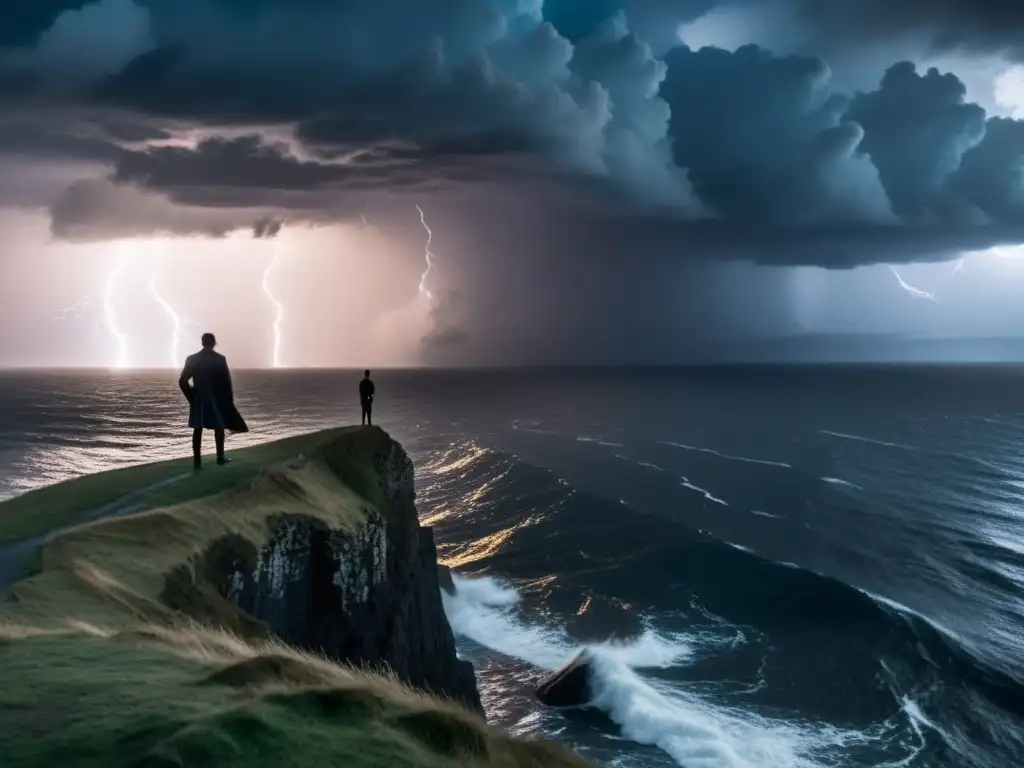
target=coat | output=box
[178,349,249,432]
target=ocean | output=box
[1,365,1022,768]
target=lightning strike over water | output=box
[148,269,185,368]
[890,266,939,303]
[262,249,285,368]
[415,204,436,302]
[103,258,130,369]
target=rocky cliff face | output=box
[221,433,482,714]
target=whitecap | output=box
[820,476,864,490]
[661,442,792,469]
[443,574,903,768]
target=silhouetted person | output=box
[178,333,248,470]
[359,369,375,426]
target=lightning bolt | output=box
[262,249,285,368]
[415,203,436,302]
[951,257,970,276]
[890,266,939,303]
[148,268,185,368]
[103,256,130,368]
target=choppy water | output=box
[1,366,1023,767]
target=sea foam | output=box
[442,574,908,768]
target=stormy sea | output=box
[1,365,1022,768]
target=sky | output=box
[2,0,1024,367]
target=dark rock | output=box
[224,433,483,715]
[536,651,593,708]
[437,565,456,596]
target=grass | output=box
[0,427,366,547]
[0,427,593,768]
[0,625,593,768]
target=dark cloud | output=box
[0,120,126,163]
[0,2,93,47]
[112,135,357,195]
[846,62,988,222]
[660,44,891,225]
[48,177,285,241]
[545,0,715,52]
[1,0,1024,271]
[251,216,281,238]
[948,117,1024,224]
[791,0,1024,55]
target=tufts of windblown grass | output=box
[0,426,596,767]
[0,623,592,768]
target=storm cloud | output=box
[2,0,1022,265]
[791,0,1024,55]
[3,0,1024,363]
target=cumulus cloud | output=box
[31,0,151,82]
[846,62,987,222]
[660,43,893,225]
[949,117,1024,224]
[2,0,1024,269]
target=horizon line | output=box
[4,360,1024,373]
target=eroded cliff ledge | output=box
[220,437,481,711]
[169,430,481,712]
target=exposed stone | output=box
[223,433,483,714]
[536,651,593,708]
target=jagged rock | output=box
[223,434,483,715]
[438,565,456,596]
[536,651,593,708]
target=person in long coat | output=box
[178,333,248,469]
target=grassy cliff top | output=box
[0,428,593,768]
[0,427,381,547]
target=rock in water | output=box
[536,651,593,707]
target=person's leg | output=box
[214,429,227,464]
[366,405,372,426]
[361,404,367,425]
[192,428,203,469]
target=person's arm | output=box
[369,381,375,400]
[178,358,194,404]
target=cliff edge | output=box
[0,427,591,768]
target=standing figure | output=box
[178,333,249,470]
[359,369,375,426]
